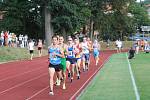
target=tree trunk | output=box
[62,28,67,41]
[90,20,94,41]
[45,7,53,47]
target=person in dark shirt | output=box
[128,47,135,59]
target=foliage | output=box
[0,0,150,41]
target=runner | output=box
[28,39,34,60]
[37,39,43,57]
[59,36,67,89]
[74,38,81,79]
[48,35,64,95]
[92,39,100,66]
[81,37,90,71]
[66,37,76,82]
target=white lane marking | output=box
[25,86,49,100]
[0,67,44,82]
[0,73,47,94]
[70,56,111,100]
[126,53,140,100]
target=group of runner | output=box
[48,35,100,95]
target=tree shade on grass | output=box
[78,53,136,100]
[130,52,150,100]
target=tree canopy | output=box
[0,0,150,41]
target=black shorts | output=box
[30,50,34,54]
[49,63,61,72]
[141,45,144,47]
[66,58,76,64]
[38,47,42,50]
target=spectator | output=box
[28,39,35,60]
[37,39,43,57]
[0,31,4,46]
[128,47,135,59]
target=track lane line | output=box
[25,86,49,100]
[126,53,140,100]
[70,55,111,100]
[0,73,47,95]
[0,67,44,82]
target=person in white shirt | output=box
[28,39,34,60]
[117,40,122,53]
[0,31,4,46]
[24,35,28,47]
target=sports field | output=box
[78,52,150,100]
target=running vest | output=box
[82,42,89,54]
[75,44,81,58]
[93,43,99,52]
[49,47,61,65]
[67,46,75,58]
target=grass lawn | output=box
[130,52,150,100]
[0,47,48,63]
[78,53,136,100]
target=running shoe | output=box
[68,72,71,78]
[77,75,80,80]
[49,91,54,95]
[55,79,61,86]
[63,84,66,90]
[71,78,73,83]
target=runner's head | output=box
[52,35,59,45]
[59,36,64,44]
[74,38,79,44]
[68,37,73,44]
[83,37,87,43]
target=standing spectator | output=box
[24,34,28,47]
[107,39,110,48]
[144,41,150,53]
[28,39,35,60]
[0,31,4,46]
[135,40,140,54]
[4,31,8,46]
[8,33,12,47]
[37,39,43,57]
[140,39,145,51]
[11,33,16,47]
[116,40,122,53]
[18,34,22,47]
[128,47,135,59]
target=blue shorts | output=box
[93,51,99,58]
[82,54,90,62]
[66,58,76,64]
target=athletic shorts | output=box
[82,54,90,62]
[49,63,61,72]
[76,57,81,62]
[141,45,144,48]
[29,50,34,54]
[93,51,99,58]
[66,58,76,64]
[38,47,42,50]
[61,58,66,72]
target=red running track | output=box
[0,51,114,100]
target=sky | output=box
[136,0,145,2]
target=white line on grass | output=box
[126,53,140,100]
[70,56,111,100]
